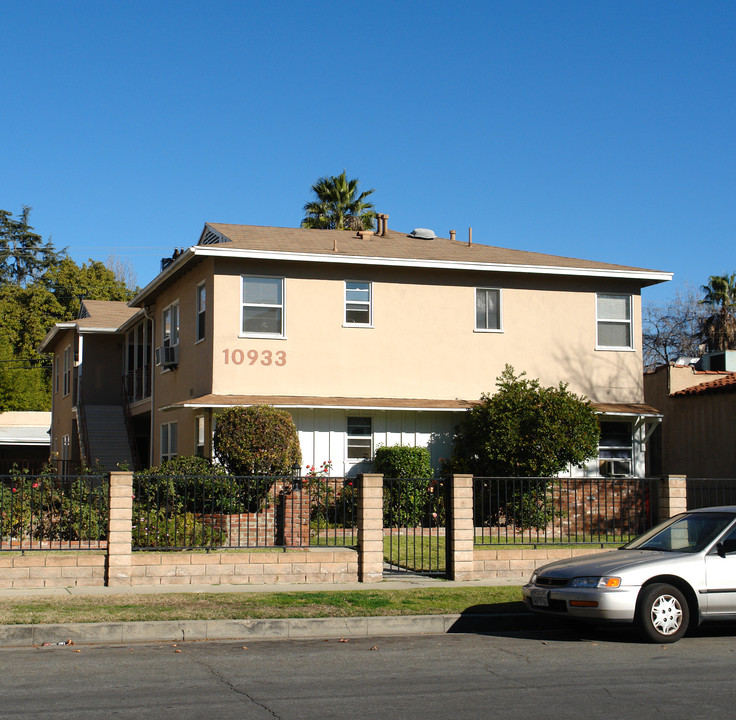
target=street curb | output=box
[0,612,552,648]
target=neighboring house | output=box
[0,411,51,473]
[644,357,736,477]
[40,221,670,476]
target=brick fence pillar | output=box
[358,474,384,582]
[106,471,133,586]
[659,474,687,521]
[447,475,475,581]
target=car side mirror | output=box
[717,542,727,558]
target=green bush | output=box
[213,405,301,510]
[132,509,218,548]
[374,446,441,528]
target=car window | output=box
[625,513,736,554]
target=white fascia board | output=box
[38,323,76,353]
[78,326,126,335]
[596,410,663,418]
[191,246,673,283]
[159,402,467,413]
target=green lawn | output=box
[0,586,524,625]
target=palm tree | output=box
[301,171,375,230]
[700,274,736,352]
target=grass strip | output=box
[0,586,523,625]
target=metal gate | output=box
[383,477,448,577]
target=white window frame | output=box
[195,415,205,458]
[474,287,503,332]
[62,346,71,397]
[162,301,180,349]
[598,421,633,477]
[347,416,372,460]
[344,280,373,327]
[195,282,206,343]
[160,422,178,463]
[241,275,285,338]
[596,293,634,351]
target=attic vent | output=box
[408,228,437,240]
[200,228,226,245]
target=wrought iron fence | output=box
[131,473,357,550]
[0,474,108,550]
[687,478,736,510]
[383,477,446,575]
[473,476,659,546]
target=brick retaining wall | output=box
[0,553,106,589]
[474,546,611,581]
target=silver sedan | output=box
[522,506,736,642]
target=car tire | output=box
[637,583,689,643]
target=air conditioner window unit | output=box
[155,345,179,367]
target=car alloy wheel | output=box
[638,583,689,643]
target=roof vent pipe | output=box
[382,213,389,236]
[450,230,456,241]
[468,227,473,246]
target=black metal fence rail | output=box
[473,476,659,546]
[687,478,736,510]
[383,477,446,575]
[0,474,108,550]
[132,473,357,550]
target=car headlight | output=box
[529,572,538,584]
[570,576,621,589]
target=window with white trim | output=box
[475,288,502,331]
[345,281,372,326]
[242,276,283,336]
[195,415,205,458]
[62,346,71,397]
[596,294,633,349]
[598,421,633,476]
[196,282,206,343]
[347,417,372,459]
[161,422,178,463]
[162,301,180,349]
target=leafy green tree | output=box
[700,274,736,352]
[301,171,375,230]
[449,365,600,477]
[0,207,66,286]
[0,335,48,411]
[44,256,136,318]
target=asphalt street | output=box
[2,625,736,720]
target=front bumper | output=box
[521,582,639,622]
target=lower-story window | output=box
[195,415,205,458]
[161,422,178,463]
[598,421,633,476]
[347,417,372,459]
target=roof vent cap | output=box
[408,228,437,240]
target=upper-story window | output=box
[344,281,372,326]
[54,356,60,395]
[242,276,283,336]
[62,346,71,397]
[196,282,206,343]
[162,301,180,349]
[596,294,633,350]
[475,288,502,332]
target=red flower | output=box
[11,488,17,493]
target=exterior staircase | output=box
[82,405,135,470]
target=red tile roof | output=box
[672,373,736,397]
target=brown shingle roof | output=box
[77,300,140,329]
[672,373,736,397]
[205,223,665,275]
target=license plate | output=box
[531,589,549,607]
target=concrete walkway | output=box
[0,575,536,648]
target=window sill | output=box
[473,328,504,334]
[239,333,287,340]
[342,323,374,329]
[595,346,636,352]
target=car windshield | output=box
[623,512,736,554]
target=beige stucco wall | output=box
[143,257,646,461]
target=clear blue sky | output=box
[2,1,733,305]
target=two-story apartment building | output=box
[40,221,671,476]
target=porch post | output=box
[448,474,475,581]
[358,473,384,582]
[106,471,133,586]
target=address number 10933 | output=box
[222,349,286,366]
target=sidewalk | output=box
[0,575,537,648]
